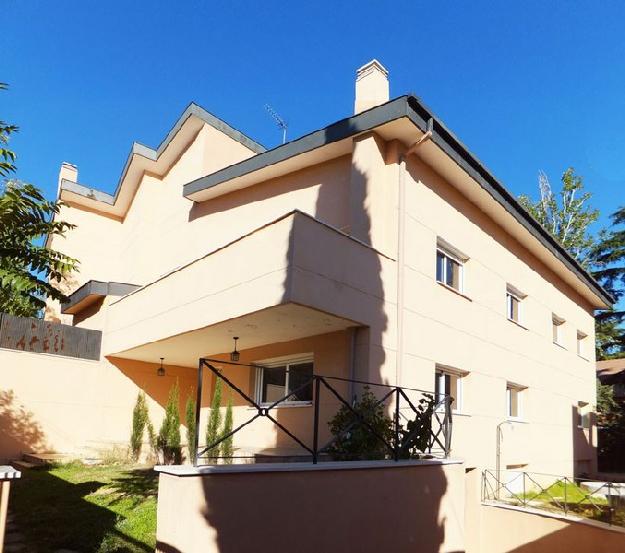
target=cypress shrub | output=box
[221,396,234,464]
[185,396,197,463]
[157,380,182,464]
[130,392,148,461]
[205,378,222,459]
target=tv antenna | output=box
[264,104,288,144]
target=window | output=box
[436,240,466,293]
[255,356,314,405]
[577,401,590,429]
[577,331,588,358]
[435,366,465,412]
[552,315,565,346]
[506,383,524,419]
[506,285,525,324]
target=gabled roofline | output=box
[182,95,614,308]
[59,102,265,210]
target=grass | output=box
[10,462,158,553]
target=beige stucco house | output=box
[0,60,610,480]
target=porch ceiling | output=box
[108,303,356,368]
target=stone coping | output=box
[0,466,22,480]
[155,458,463,477]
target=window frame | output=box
[506,284,526,325]
[254,354,314,407]
[436,241,466,294]
[577,331,588,359]
[577,401,590,429]
[552,314,565,347]
[506,383,525,420]
[435,365,467,413]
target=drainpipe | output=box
[496,420,513,499]
[348,327,357,404]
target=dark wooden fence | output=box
[0,313,101,361]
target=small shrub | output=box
[157,380,182,465]
[205,378,223,459]
[221,397,234,463]
[327,386,394,461]
[397,393,436,458]
[130,392,149,461]
[185,396,197,463]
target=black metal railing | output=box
[193,358,452,466]
[482,469,625,527]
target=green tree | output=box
[157,380,182,464]
[220,397,234,464]
[185,396,197,463]
[519,168,599,267]
[592,206,625,358]
[327,386,394,461]
[204,378,223,460]
[0,83,78,316]
[130,392,149,461]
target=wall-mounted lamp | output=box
[157,357,166,377]
[230,337,240,362]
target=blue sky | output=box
[3,1,625,234]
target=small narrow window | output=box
[577,401,590,429]
[435,365,466,412]
[506,383,524,419]
[506,285,525,324]
[553,315,565,346]
[436,240,466,293]
[577,331,587,358]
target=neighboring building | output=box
[597,358,625,400]
[0,60,611,478]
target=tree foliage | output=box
[221,397,234,464]
[130,392,149,461]
[0,83,78,317]
[157,380,182,464]
[185,396,197,462]
[519,169,599,267]
[205,377,223,459]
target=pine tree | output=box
[185,396,197,463]
[205,378,223,460]
[221,396,234,464]
[157,380,182,464]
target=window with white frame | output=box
[577,401,590,429]
[577,331,588,358]
[436,240,466,293]
[506,285,525,324]
[552,314,565,346]
[255,355,314,405]
[506,383,524,419]
[435,365,466,412]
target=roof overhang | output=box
[182,95,613,310]
[61,280,141,314]
[58,103,265,219]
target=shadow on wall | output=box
[0,389,47,461]
[157,128,456,552]
[572,403,596,478]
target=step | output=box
[22,453,71,466]
[10,460,37,471]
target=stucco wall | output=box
[474,504,625,553]
[0,348,195,462]
[155,460,465,553]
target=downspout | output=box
[348,327,357,404]
[396,121,433,385]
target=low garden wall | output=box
[155,459,465,553]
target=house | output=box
[597,358,625,400]
[0,60,610,484]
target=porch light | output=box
[230,337,240,362]
[157,357,166,377]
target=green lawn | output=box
[10,462,158,553]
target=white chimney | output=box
[354,59,389,114]
[57,162,78,195]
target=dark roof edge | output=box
[403,96,614,308]
[61,280,141,314]
[183,95,613,307]
[59,102,265,207]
